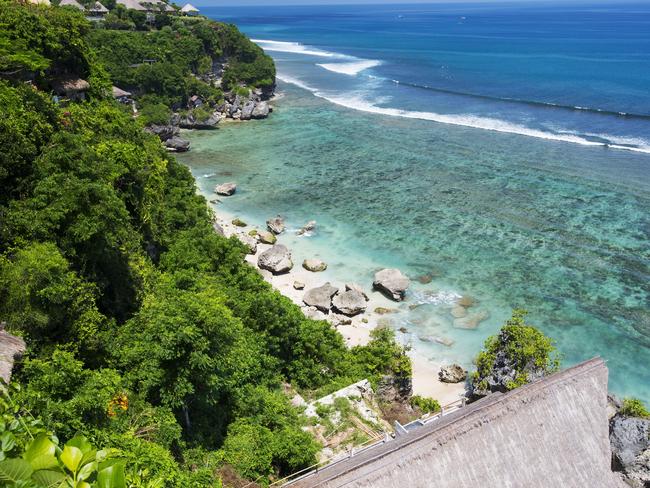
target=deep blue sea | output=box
[180,2,650,401]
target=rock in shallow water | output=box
[303,259,327,272]
[302,282,338,313]
[215,182,237,196]
[332,289,367,316]
[373,268,410,301]
[267,216,285,234]
[439,364,467,383]
[257,244,293,275]
[345,283,369,301]
[252,101,270,119]
[453,310,490,329]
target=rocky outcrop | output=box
[164,136,190,152]
[257,244,293,274]
[240,100,255,120]
[215,182,237,196]
[439,364,467,383]
[376,373,412,403]
[178,111,221,129]
[332,289,367,316]
[610,414,650,487]
[267,216,285,235]
[303,283,338,313]
[373,268,410,301]
[144,124,178,141]
[303,259,327,272]
[252,101,270,119]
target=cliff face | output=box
[289,358,626,488]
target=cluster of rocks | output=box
[609,400,650,487]
[302,283,369,320]
[144,124,190,152]
[144,88,273,152]
[450,295,489,330]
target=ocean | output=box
[179,2,650,401]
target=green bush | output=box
[472,310,560,393]
[410,396,441,414]
[620,398,650,418]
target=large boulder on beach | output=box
[302,282,338,313]
[236,233,257,254]
[240,101,255,120]
[303,306,327,321]
[373,268,410,301]
[252,101,270,119]
[332,289,367,316]
[164,136,190,152]
[215,182,237,196]
[345,283,369,301]
[267,216,285,234]
[303,259,327,272]
[257,244,293,274]
[257,230,277,245]
[439,364,467,383]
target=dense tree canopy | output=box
[0,3,409,485]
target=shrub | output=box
[620,398,650,418]
[471,310,560,394]
[410,396,440,414]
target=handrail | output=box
[274,396,466,487]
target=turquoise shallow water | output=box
[179,82,650,402]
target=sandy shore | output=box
[213,208,466,406]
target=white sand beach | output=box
[213,208,466,406]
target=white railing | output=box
[274,396,467,487]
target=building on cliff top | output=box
[59,0,84,10]
[285,357,626,488]
[180,3,198,15]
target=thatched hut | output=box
[180,3,198,15]
[59,0,84,10]
[287,358,626,488]
[52,77,90,101]
[87,1,108,16]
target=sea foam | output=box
[276,75,650,154]
[317,59,382,76]
[252,39,343,58]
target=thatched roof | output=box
[0,323,25,384]
[112,86,132,98]
[116,0,146,11]
[52,77,90,94]
[59,0,84,10]
[88,1,108,13]
[180,3,198,12]
[288,358,626,488]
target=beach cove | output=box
[178,79,650,403]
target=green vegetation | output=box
[471,310,560,393]
[0,2,409,485]
[619,398,650,418]
[409,396,440,414]
[86,15,275,119]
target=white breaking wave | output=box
[276,74,650,154]
[317,59,382,76]
[252,39,344,58]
